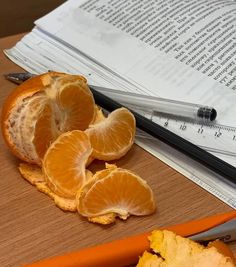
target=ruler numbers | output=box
[180,123,187,131]
[198,126,204,134]
[132,107,236,156]
[149,114,236,156]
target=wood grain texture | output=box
[0,34,235,267]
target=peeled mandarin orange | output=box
[1,72,95,165]
[43,130,93,199]
[86,107,136,161]
[76,164,156,224]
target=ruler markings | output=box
[133,108,236,156]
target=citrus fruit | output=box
[1,72,95,165]
[208,241,236,265]
[43,130,93,198]
[76,164,156,224]
[86,107,135,161]
[137,230,235,267]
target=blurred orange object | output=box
[23,210,236,267]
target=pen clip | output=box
[4,72,35,84]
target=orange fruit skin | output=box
[1,72,92,164]
[2,72,64,159]
[208,241,236,264]
[1,73,51,162]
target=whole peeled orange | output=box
[1,72,96,165]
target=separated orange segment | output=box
[77,164,155,224]
[43,130,93,198]
[86,108,136,161]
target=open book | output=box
[4,0,236,207]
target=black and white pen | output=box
[4,72,217,122]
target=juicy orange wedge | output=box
[1,72,95,165]
[43,130,92,198]
[76,164,156,224]
[86,107,136,161]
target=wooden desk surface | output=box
[0,34,235,267]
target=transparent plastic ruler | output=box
[132,107,236,157]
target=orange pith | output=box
[76,164,156,222]
[1,72,95,165]
[1,74,49,162]
[43,130,93,198]
[86,107,136,161]
[33,102,59,160]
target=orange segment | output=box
[54,75,96,131]
[76,164,156,224]
[43,130,93,198]
[86,108,136,161]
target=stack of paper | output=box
[4,0,236,208]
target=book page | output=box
[36,0,236,125]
